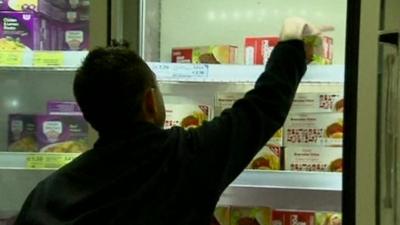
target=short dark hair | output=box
[73,45,155,133]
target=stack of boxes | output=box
[0,0,90,51]
[214,92,344,172]
[7,101,89,153]
[212,206,341,225]
[284,93,343,172]
[170,35,333,65]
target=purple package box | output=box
[0,0,37,11]
[47,100,82,115]
[44,0,90,10]
[0,0,90,22]
[38,0,89,23]
[7,114,38,152]
[0,11,50,50]
[36,115,89,153]
[60,20,89,50]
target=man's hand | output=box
[279,17,333,64]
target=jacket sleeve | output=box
[177,40,307,196]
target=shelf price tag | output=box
[171,64,209,80]
[33,52,65,67]
[149,63,209,81]
[0,52,24,66]
[26,153,79,169]
[150,63,172,79]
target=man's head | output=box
[73,46,165,134]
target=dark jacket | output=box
[14,40,307,225]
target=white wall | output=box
[159,0,347,64]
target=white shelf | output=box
[0,57,344,84]
[232,170,341,190]
[148,62,345,83]
[219,170,342,211]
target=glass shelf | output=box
[0,51,88,69]
[0,163,342,212]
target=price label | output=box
[26,153,79,169]
[149,63,172,78]
[0,52,24,66]
[149,63,209,80]
[33,52,65,67]
[171,64,209,79]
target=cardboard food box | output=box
[211,207,230,225]
[44,0,90,10]
[0,0,38,11]
[291,93,344,113]
[47,100,82,115]
[36,115,89,153]
[304,36,333,65]
[164,104,212,129]
[284,113,343,147]
[272,210,315,225]
[245,36,279,65]
[172,45,237,64]
[55,20,89,50]
[248,144,282,170]
[214,92,244,115]
[0,11,50,50]
[0,0,88,22]
[215,92,282,146]
[316,212,342,225]
[284,147,343,172]
[7,114,38,152]
[231,207,272,225]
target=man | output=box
[15,18,327,225]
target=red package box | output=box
[245,36,279,65]
[172,45,237,64]
[272,210,315,225]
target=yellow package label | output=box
[33,52,65,67]
[26,153,79,169]
[0,52,24,66]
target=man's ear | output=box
[143,88,158,117]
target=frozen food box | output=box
[0,0,38,11]
[36,115,89,153]
[0,0,89,21]
[164,104,212,129]
[48,20,89,50]
[291,93,344,113]
[7,114,38,152]
[215,92,282,143]
[214,92,244,115]
[284,113,343,147]
[316,212,342,225]
[0,11,50,50]
[44,0,90,10]
[47,100,82,116]
[231,207,272,225]
[172,45,238,64]
[37,1,89,23]
[248,144,282,170]
[272,210,315,225]
[304,36,333,65]
[59,21,89,50]
[284,147,343,172]
[245,36,279,65]
[215,92,282,146]
[211,207,230,225]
